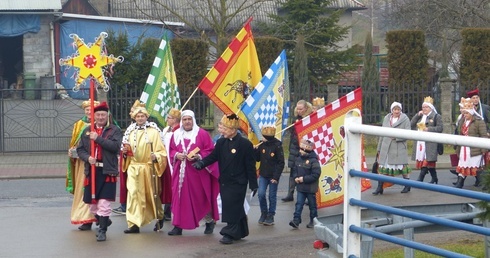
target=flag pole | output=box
[180,86,199,110]
[89,78,96,203]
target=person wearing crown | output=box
[312,97,325,112]
[67,99,99,231]
[373,102,412,195]
[282,100,313,202]
[167,110,220,237]
[254,126,285,226]
[159,108,181,224]
[467,89,490,133]
[411,96,443,185]
[193,113,258,244]
[121,105,168,234]
[76,102,122,241]
[454,97,488,188]
[114,100,149,215]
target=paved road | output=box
[0,152,483,257]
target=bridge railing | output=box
[342,108,490,258]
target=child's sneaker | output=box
[263,214,274,226]
[258,212,267,224]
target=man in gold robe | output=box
[121,105,168,233]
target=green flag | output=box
[140,36,181,127]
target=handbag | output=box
[450,153,459,167]
[372,153,379,174]
[437,143,444,155]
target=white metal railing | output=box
[343,108,490,258]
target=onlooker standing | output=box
[193,114,258,244]
[254,126,285,226]
[282,100,313,202]
[373,102,412,195]
[77,102,122,241]
[411,96,443,184]
[467,88,490,132]
[67,99,99,230]
[288,139,321,229]
[454,98,488,188]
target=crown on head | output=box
[460,97,474,110]
[423,96,434,104]
[261,126,276,136]
[220,114,239,129]
[168,108,181,119]
[312,97,325,107]
[81,99,100,109]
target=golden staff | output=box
[148,142,163,231]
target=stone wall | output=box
[23,15,53,88]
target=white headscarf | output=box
[173,110,200,147]
[422,101,438,114]
[390,102,402,112]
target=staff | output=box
[148,142,163,230]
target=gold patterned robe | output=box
[122,126,167,228]
[68,118,96,225]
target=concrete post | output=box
[439,77,456,134]
[327,81,339,105]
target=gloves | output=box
[252,188,258,197]
[192,160,204,170]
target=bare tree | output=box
[114,0,275,57]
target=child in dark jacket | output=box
[254,126,285,226]
[289,139,321,229]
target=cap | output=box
[299,139,314,151]
[467,89,480,98]
[94,102,109,112]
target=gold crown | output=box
[220,114,239,129]
[131,106,149,119]
[423,96,434,104]
[312,97,325,107]
[261,126,276,136]
[168,108,181,119]
[81,99,100,109]
[131,100,146,110]
[460,97,474,110]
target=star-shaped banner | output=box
[59,32,123,90]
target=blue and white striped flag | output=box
[241,50,290,141]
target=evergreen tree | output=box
[362,32,380,124]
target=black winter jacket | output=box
[254,138,285,181]
[292,151,321,194]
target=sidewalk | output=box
[0,151,453,179]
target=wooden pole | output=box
[90,79,96,203]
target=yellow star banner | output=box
[294,88,371,208]
[59,32,123,90]
[197,19,261,141]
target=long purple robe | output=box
[169,128,219,229]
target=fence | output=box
[334,110,490,257]
[338,108,490,257]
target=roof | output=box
[62,13,185,27]
[109,0,366,30]
[0,0,62,11]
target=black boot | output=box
[168,226,182,236]
[281,177,295,202]
[124,225,140,234]
[204,221,215,234]
[428,168,438,184]
[153,219,164,232]
[96,216,109,241]
[372,181,383,195]
[417,168,428,182]
[474,171,483,187]
[455,176,466,189]
[401,177,411,193]
[78,223,92,231]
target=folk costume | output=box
[76,102,122,241]
[411,96,443,184]
[196,114,258,244]
[373,102,412,195]
[67,100,99,229]
[121,106,168,232]
[168,110,220,234]
[454,98,488,188]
